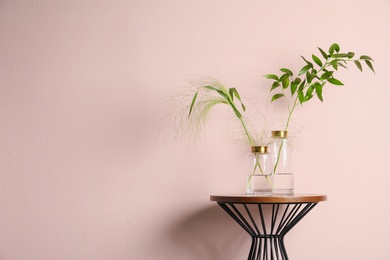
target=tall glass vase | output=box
[246,146,273,195]
[271,130,294,195]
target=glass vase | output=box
[246,146,274,195]
[270,130,294,195]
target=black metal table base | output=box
[218,202,318,260]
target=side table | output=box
[210,194,326,260]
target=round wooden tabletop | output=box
[210,194,327,203]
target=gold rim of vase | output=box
[251,146,268,153]
[272,130,288,139]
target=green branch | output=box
[265,44,375,130]
[265,43,375,173]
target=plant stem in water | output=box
[239,109,274,190]
[273,96,298,173]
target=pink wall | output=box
[1,1,389,259]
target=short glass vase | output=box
[246,146,274,195]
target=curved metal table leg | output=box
[218,202,318,260]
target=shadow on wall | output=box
[168,204,249,260]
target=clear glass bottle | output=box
[246,146,274,195]
[271,130,294,195]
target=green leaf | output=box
[347,52,355,59]
[330,43,340,53]
[330,60,338,70]
[281,75,290,89]
[213,88,243,119]
[360,55,373,61]
[301,56,313,67]
[231,88,246,112]
[306,71,312,84]
[318,47,328,59]
[293,78,302,85]
[328,45,334,55]
[354,60,362,72]
[334,43,340,52]
[298,80,306,92]
[327,78,344,85]
[278,74,287,82]
[313,82,323,102]
[204,85,218,91]
[216,89,230,101]
[188,91,198,116]
[280,68,293,76]
[264,74,279,80]
[331,53,349,58]
[304,94,313,102]
[290,78,301,96]
[311,68,318,78]
[337,61,348,69]
[320,71,333,80]
[306,85,314,97]
[271,93,285,102]
[298,91,304,104]
[231,88,241,101]
[229,88,238,106]
[233,108,242,118]
[209,88,233,108]
[294,77,302,84]
[229,88,234,101]
[241,103,246,112]
[298,64,311,76]
[290,82,298,96]
[270,81,280,91]
[365,60,375,73]
[312,54,323,67]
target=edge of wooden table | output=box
[210,194,327,203]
